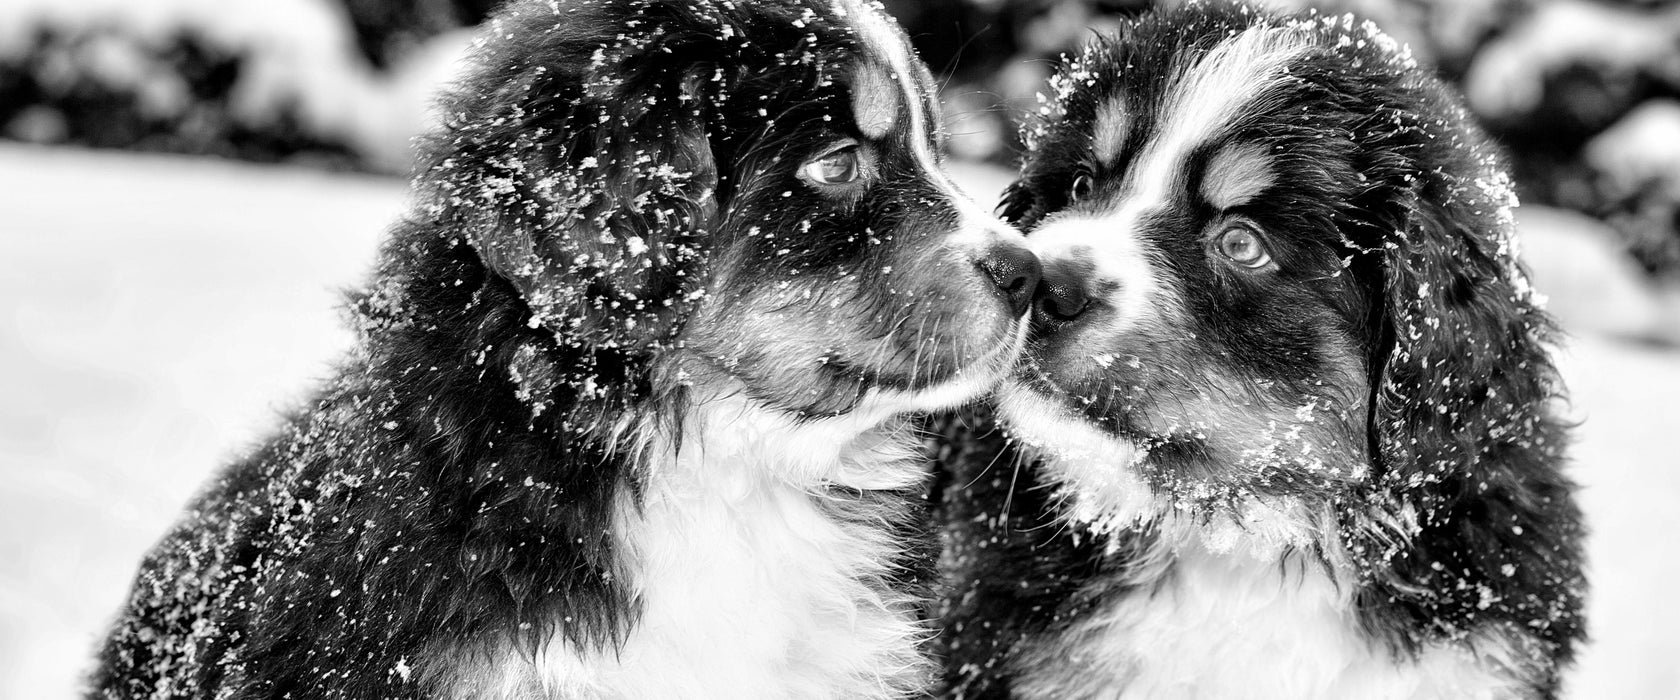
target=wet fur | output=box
[934,4,1585,699]
[90,1,1025,697]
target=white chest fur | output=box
[1011,524,1528,700]
[448,396,932,699]
[576,476,927,699]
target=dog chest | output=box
[447,406,935,699]
[585,481,928,698]
[1011,541,1524,700]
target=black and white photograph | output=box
[2,0,1677,697]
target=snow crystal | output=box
[508,342,559,418]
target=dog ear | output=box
[1355,142,1586,655]
[1367,162,1561,489]
[471,93,717,351]
[427,15,726,369]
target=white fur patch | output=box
[1201,140,1276,209]
[995,382,1157,531]
[1010,517,1531,700]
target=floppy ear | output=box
[1368,165,1560,490]
[1353,127,1583,658]
[468,86,718,350]
[422,12,726,404]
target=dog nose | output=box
[1034,260,1090,322]
[977,242,1041,317]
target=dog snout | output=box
[976,241,1041,318]
[1033,257,1092,327]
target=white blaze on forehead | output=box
[1123,25,1311,220]
[1093,95,1129,165]
[850,62,900,140]
[1201,140,1276,209]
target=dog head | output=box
[994,3,1561,529]
[416,0,1033,433]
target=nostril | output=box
[1034,261,1091,323]
[1036,281,1090,321]
[977,242,1042,317]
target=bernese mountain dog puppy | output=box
[934,3,1585,699]
[90,0,1037,697]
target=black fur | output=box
[91,1,1026,697]
[930,411,1105,700]
[937,3,1585,697]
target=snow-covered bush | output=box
[1461,0,1680,278]
[0,0,471,171]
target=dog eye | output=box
[1069,173,1094,201]
[803,146,861,185]
[1215,224,1272,269]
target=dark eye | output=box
[1215,224,1273,269]
[803,146,861,185]
[1069,172,1094,201]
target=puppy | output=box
[935,4,1585,699]
[90,1,1037,697]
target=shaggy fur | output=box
[89,1,1034,697]
[934,3,1585,699]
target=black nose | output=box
[1035,261,1090,323]
[977,242,1041,317]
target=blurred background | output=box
[2,0,1677,697]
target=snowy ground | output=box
[1,144,1676,698]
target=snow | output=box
[1556,336,1680,698]
[0,145,398,697]
[1,144,1676,698]
[1517,205,1680,344]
